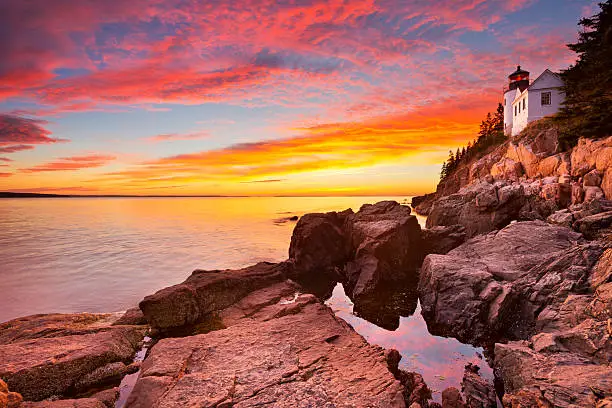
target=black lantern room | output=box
[508,65,530,91]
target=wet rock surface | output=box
[127,281,406,407]
[0,313,146,402]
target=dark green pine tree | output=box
[557,0,612,147]
[440,162,447,181]
[494,103,504,133]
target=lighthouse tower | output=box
[503,65,530,136]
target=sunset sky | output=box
[0,0,595,196]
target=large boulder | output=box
[0,314,145,401]
[288,210,353,277]
[490,157,523,181]
[573,210,612,239]
[421,225,467,255]
[571,136,612,177]
[139,262,290,330]
[419,221,588,344]
[288,201,423,303]
[126,282,406,408]
[345,201,422,301]
[495,283,612,407]
[426,182,526,238]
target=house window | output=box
[514,105,517,116]
[523,99,526,110]
[541,92,551,106]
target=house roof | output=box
[527,69,562,90]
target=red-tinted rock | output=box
[139,262,290,330]
[0,314,145,401]
[127,282,406,408]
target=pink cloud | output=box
[20,154,116,173]
[0,145,35,153]
[0,114,66,146]
[144,131,211,143]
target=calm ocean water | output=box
[0,196,490,398]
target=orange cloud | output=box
[96,91,492,189]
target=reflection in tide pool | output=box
[325,283,493,401]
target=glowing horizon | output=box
[0,0,592,196]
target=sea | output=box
[0,196,491,399]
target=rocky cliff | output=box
[414,122,612,239]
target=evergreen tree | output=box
[494,103,504,132]
[557,0,612,146]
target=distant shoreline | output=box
[0,192,417,198]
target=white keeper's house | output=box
[503,65,565,137]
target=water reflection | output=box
[0,196,422,323]
[325,283,493,401]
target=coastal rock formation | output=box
[494,251,612,407]
[426,181,527,238]
[289,201,422,302]
[0,379,22,408]
[345,201,422,301]
[411,193,436,215]
[461,364,496,408]
[0,313,146,401]
[139,262,290,330]
[21,399,106,407]
[288,210,353,278]
[421,225,467,255]
[414,135,612,220]
[127,281,406,407]
[418,221,595,344]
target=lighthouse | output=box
[503,66,530,136]
[502,65,565,137]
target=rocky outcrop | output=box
[344,201,422,301]
[0,379,22,408]
[139,261,290,330]
[290,201,422,302]
[418,221,598,344]
[127,280,407,407]
[21,399,106,407]
[494,247,612,407]
[288,210,353,277]
[495,285,612,407]
[412,193,436,216]
[423,130,612,230]
[421,225,467,255]
[461,364,496,408]
[0,313,146,402]
[426,181,528,238]
[139,201,422,332]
